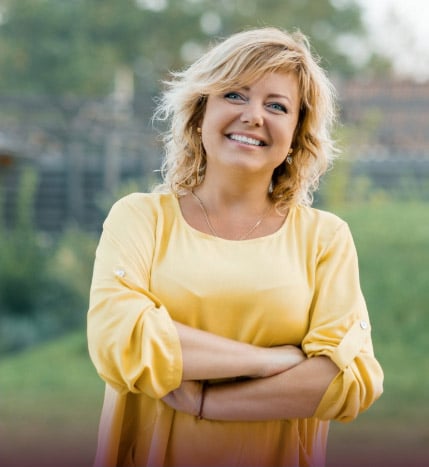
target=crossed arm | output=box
[162,321,340,421]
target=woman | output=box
[88,27,383,467]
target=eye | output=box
[267,102,288,113]
[224,92,246,102]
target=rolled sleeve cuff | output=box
[330,319,371,370]
[304,319,383,422]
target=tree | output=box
[0,0,390,226]
[0,0,385,98]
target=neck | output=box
[197,170,272,212]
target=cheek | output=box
[200,126,218,156]
[281,122,298,146]
[200,112,219,140]
[201,112,229,150]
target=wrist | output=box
[252,346,275,378]
[245,345,268,378]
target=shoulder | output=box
[290,205,351,247]
[110,191,176,212]
[106,192,177,223]
[292,204,346,230]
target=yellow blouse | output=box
[87,192,383,467]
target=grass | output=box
[326,201,429,466]
[337,201,429,403]
[0,331,104,467]
[1,200,428,466]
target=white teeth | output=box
[229,134,264,146]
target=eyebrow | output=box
[240,86,294,105]
[268,93,293,104]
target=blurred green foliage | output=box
[0,168,98,352]
[0,169,44,315]
[316,121,429,207]
[0,0,389,100]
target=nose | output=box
[240,103,264,127]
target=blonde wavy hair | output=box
[154,27,338,208]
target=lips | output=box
[227,133,266,147]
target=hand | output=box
[162,380,203,416]
[256,345,306,378]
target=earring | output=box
[286,148,293,165]
[197,127,202,134]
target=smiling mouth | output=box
[228,134,266,147]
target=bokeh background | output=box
[0,1,428,466]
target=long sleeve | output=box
[302,221,383,422]
[87,198,384,467]
[87,194,183,398]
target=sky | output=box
[357,0,429,81]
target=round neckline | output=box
[171,193,293,243]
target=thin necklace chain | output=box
[190,190,272,240]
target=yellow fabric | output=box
[87,192,383,467]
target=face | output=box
[200,71,300,181]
